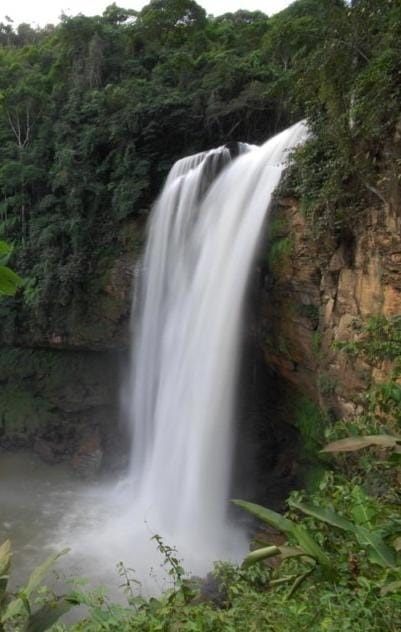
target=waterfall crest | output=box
[124,121,308,571]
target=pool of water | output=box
[0,453,150,591]
[0,453,101,588]
[0,451,243,602]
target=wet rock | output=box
[34,438,62,464]
[197,572,228,606]
[0,433,29,451]
[71,428,103,478]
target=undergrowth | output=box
[2,317,401,630]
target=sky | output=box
[1,1,294,28]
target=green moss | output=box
[294,395,327,460]
[0,386,54,435]
[267,237,293,273]
[267,217,288,241]
[311,331,322,355]
[297,304,320,330]
[317,373,338,397]
[0,346,115,443]
[277,335,290,357]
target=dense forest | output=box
[1,0,401,630]
[0,0,399,337]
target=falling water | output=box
[124,121,308,573]
[0,123,309,601]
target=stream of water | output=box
[1,122,307,595]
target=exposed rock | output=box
[329,245,348,273]
[71,428,103,478]
[262,199,401,418]
[34,438,63,464]
[0,347,124,466]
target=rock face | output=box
[71,428,103,478]
[0,221,140,468]
[0,345,129,472]
[0,219,143,351]
[261,197,401,419]
[2,187,400,478]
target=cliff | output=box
[2,177,401,479]
[261,195,401,421]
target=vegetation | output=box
[2,315,401,629]
[0,241,22,296]
[0,0,398,335]
[1,0,401,629]
[3,464,401,631]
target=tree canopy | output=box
[0,0,399,335]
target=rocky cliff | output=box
[0,222,140,472]
[261,194,401,421]
[2,184,401,478]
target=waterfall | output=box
[51,122,308,592]
[123,121,308,573]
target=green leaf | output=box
[0,265,23,296]
[286,568,315,600]
[387,452,401,466]
[27,597,74,632]
[350,486,376,528]
[292,525,331,568]
[233,500,331,568]
[0,540,11,600]
[232,499,294,534]
[278,546,309,560]
[290,498,395,568]
[354,527,397,569]
[25,548,70,597]
[1,594,29,623]
[0,241,12,256]
[289,499,357,533]
[321,435,400,453]
[242,546,280,567]
[2,548,70,624]
[381,580,401,596]
[393,536,401,551]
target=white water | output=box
[1,123,308,599]
[123,120,309,576]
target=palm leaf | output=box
[232,499,294,534]
[289,500,356,533]
[321,435,400,453]
[232,500,331,568]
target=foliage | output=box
[0,0,397,334]
[32,471,401,631]
[0,0,296,337]
[284,0,401,234]
[2,459,401,631]
[0,2,400,628]
[336,315,401,376]
[318,315,401,488]
[294,395,326,460]
[0,241,22,296]
[334,316,401,432]
[267,237,292,273]
[0,540,71,632]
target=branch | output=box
[6,110,21,147]
[363,181,388,206]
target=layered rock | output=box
[261,196,401,419]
